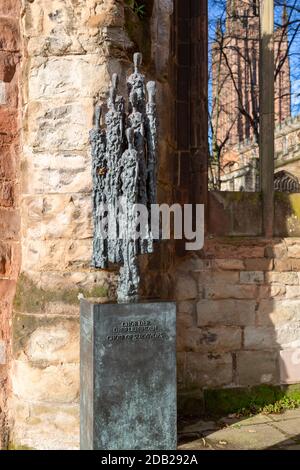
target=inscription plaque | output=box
[80,300,177,450]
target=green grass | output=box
[237,395,300,417]
[179,384,300,419]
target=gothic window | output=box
[208,0,300,198]
[274,171,300,192]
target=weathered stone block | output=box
[21,153,91,195]
[13,272,109,315]
[0,279,15,304]
[3,70,19,109]
[13,314,79,364]
[0,241,12,276]
[11,400,79,450]
[22,239,91,271]
[256,299,300,326]
[175,273,197,300]
[274,258,292,272]
[22,194,92,240]
[0,144,16,180]
[0,0,16,16]
[0,340,6,364]
[205,283,257,300]
[177,256,212,273]
[289,259,300,271]
[0,181,14,207]
[213,258,245,271]
[0,80,5,104]
[0,18,19,51]
[208,192,262,236]
[28,56,109,101]
[197,299,256,326]
[0,108,17,135]
[244,326,277,350]
[197,270,240,285]
[185,352,233,388]
[244,258,274,271]
[184,326,242,352]
[12,360,79,403]
[264,242,287,259]
[258,284,286,299]
[287,243,300,258]
[240,271,264,284]
[285,286,300,298]
[0,52,16,82]
[279,349,300,384]
[24,0,127,56]
[151,0,174,75]
[177,300,195,317]
[204,239,265,259]
[236,351,279,386]
[265,271,299,285]
[276,323,300,348]
[177,312,194,336]
[26,100,93,151]
[38,270,115,292]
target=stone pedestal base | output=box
[80,300,177,450]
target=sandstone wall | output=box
[9,0,174,450]
[0,0,21,449]
[6,0,300,451]
[11,0,131,450]
[176,237,300,411]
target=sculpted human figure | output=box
[128,91,147,207]
[117,128,140,302]
[127,52,146,114]
[105,73,125,263]
[91,54,158,303]
[146,81,158,207]
[90,105,108,268]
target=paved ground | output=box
[178,409,300,450]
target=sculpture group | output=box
[90,53,158,303]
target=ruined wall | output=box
[9,0,174,450]
[0,0,21,449]
[176,237,300,413]
[11,0,130,450]
[6,0,300,450]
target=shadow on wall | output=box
[174,193,300,417]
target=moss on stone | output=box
[288,194,300,220]
[275,192,300,218]
[284,384,300,400]
[13,273,43,313]
[12,312,78,359]
[13,273,108,314]
[179,384,300,418]
[205,385,300,417]
[7,442,33,450]
[204,385,279,416]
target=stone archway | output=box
[274,170,300,192]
